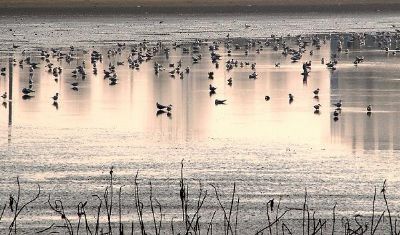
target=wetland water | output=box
[0,12,400,233]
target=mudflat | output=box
[3,0,400,12]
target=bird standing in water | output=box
[227,77,233,86]
[289,94,294,102]
[156,102,172,111]
[209,84,217,93]
[335,100,342,109]
[52,93,59,102]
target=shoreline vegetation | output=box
[0,161,397,234]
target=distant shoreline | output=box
[2,3,400,15]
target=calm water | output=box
[0,12,400,233]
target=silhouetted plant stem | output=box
[382,180,393,235]
[8,177,40,235]
[332,203,337,235]
[92,195,102,235]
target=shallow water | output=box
[0,12,400,233]
[0,11,400,47]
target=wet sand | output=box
[3,0,400,13]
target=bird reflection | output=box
[156,109,167,116]
[8,34,392,152]
[333,110,340,117]
[22,94,34,100]
[2,101,6,108]
[156,109,172,119]
[215,99,227,105]
[53,101,59,110]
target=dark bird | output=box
[367,104,372,112]
[265,96,270,101]
[29,76,34,85]
[52,93,59,102]
[22,88,35,95]
[156,102,172,111]
[313,88,320,95]
[314,104,321,111]
[227,77,233,86]
[335,100,342,109]
[209,84,217,92]
[208,72,214,79]
[1,92,6,99]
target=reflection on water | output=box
[1,33,400,232]
[1,35,400,151]
[0,37,331,144]
[330,36,400,151]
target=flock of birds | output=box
[0,31,398,120]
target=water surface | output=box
[0,12,400,233]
